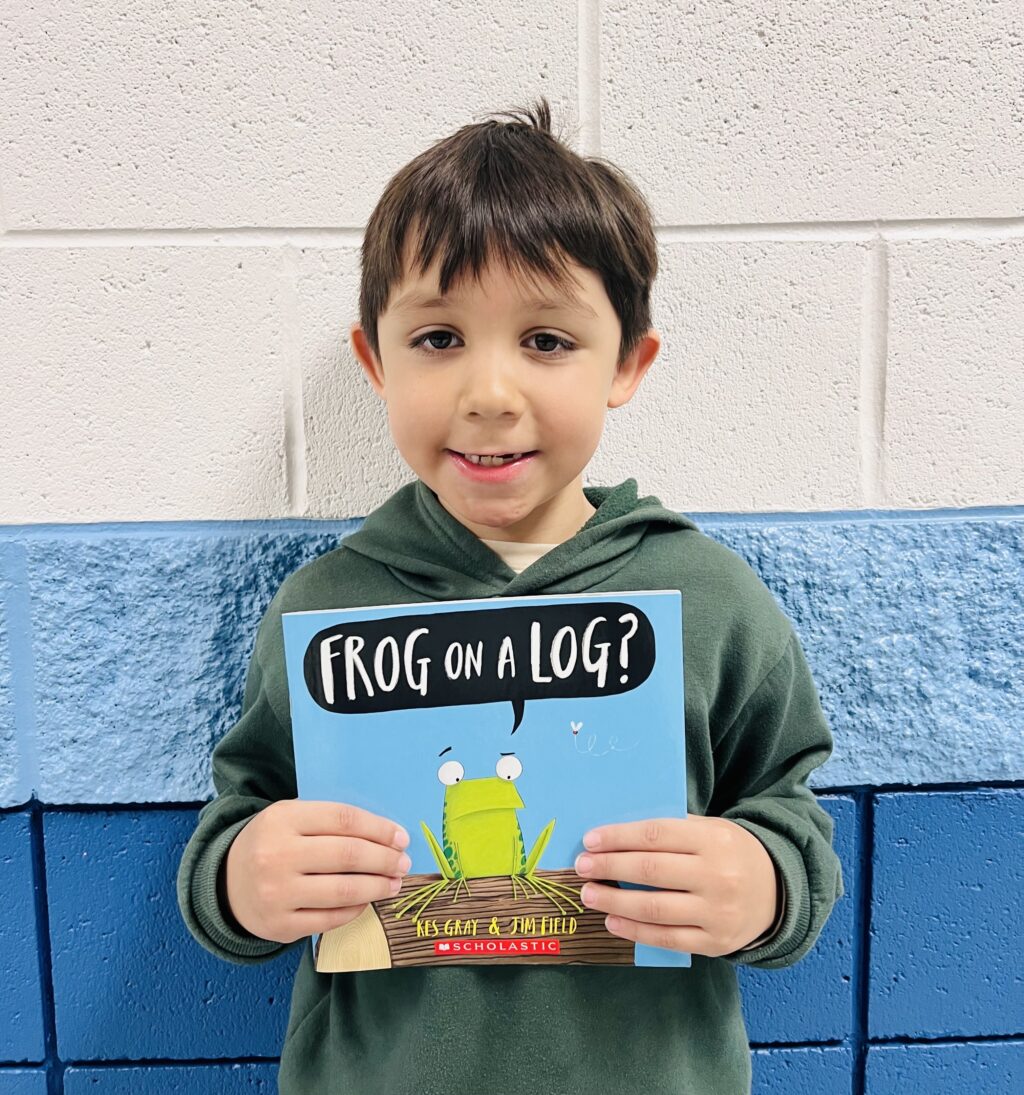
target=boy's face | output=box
[350,240,659,544]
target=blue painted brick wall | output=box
[0,1072,47,1095]
[1,510,1021,1092]
[44,809,301,1062]
[751,1046,854,1095]
[3,512,1020,810]
[867,1040,1024,1093]
[870,788,1024,1039]
[740,796,856,1044]
[0,811,45,1063]
[62,1064,279,1093]
[22,526,351,805]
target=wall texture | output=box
[1,1,1021,1093]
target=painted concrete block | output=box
[19,511,1024,803]
[602,5,1022,222]
[298,241,864,519]
[0,811,46,1063]
[1,5,578,231]
[751,1045,852,1095]
[867,1040,1024,1094]
[26,525,349,804]
[0,1071,47,1095]
[870,789,1024,1038]
[44,809,302,1060]
[64,1063,278,1094]
[740,797,855,1043]
[297,248,412,521]
[885,239,1024,508]
[590,242,863,514]
[0,247,288,523]
[0,545,24,807]
[709,515,1024,788]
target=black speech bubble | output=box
[302,601,655,733]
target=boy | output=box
[177,97,843,1095]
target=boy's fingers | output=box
[290,800,409,849]
[295,872,404,911]
[290,904,370,936]
[579,881,707,927]
[299,835,412,879]
[582,816,702,854]
[603,914,718,956]
[574,850,698,891]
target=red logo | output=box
[434,938,561,956]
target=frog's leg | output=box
[509,832,529,900]
[423,822,455,880]
[523,819,555,875]
[391,822,454,920]
[517,819,584,914]
[448,840,474,903]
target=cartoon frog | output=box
[391,749,583,921]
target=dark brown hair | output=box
[357,96,658,369]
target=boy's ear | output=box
[607,330,661,409]
[349,322,386,399]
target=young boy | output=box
[177,97,843,1095]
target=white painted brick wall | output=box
[1,1,1021,522]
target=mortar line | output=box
[4,219,1024,249]
[860,232,889,506]
[22,777,1019,815]
[29,803,64,1095]
[870,1032,1024,1046]
[51,1055,280,1068]
[1,504,1023,540]
[280,244,307,516]
[851,791,875,1094]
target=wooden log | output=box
[314,867,635,971]
[314,904,391,972]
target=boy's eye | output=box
[407,330,576,357]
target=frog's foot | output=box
[516,872,585,915]
[392,877,452,921]
[392,874,476,919]
[450,875,473,903]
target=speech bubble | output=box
[302,601,656,733]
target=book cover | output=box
[282,589,688,972]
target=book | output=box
[282,589,688,971]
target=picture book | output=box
[282,589,688,972]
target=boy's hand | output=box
[573,814,778,956]
[224,800,412,945]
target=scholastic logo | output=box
[434,938,561,956]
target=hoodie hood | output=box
[340,477,699,601]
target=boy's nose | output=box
[459,356,526,418]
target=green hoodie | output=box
[176,478,843,1095]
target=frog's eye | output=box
[437,760,465,785]
[495,754,522,781]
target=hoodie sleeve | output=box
[708,628,845,970]
[175,607,305,965]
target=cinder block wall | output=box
[1,3,1021,1093]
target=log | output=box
[314,868,634,972]
[315,903,392,971]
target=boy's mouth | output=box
[447,449,538,468]
[446,449,539,481]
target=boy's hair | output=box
[358,96,658,369]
